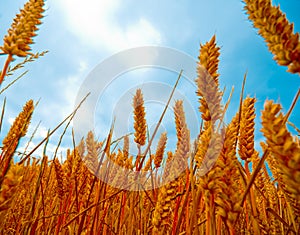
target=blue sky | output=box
[0,0,299,159]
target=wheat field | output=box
[0,0,299,234]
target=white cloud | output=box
[37,59,88,125]
[17,141,69,160]
[53,0,162,52]
[59,74,82,111]
[79,60,88,73]
[28,122,49,139]
[8,117,14,125]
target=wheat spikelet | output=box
[103,153,118,185]
[63,149,73,179]
[112,149,134,187]
[196,130,223,234]
[239,97,256,161]
[244,0,300,74]
[125,155,134,170]
[162,151,173,181]
[0,0,45,58]
[85,131,99,173]
[214,114,243,233]
[123,135,129,160]
[198,35,220,85]
[152,137,187,233]
[259,142,284,234]
[160,101,190,191]
[0,100,34,185]
[142,155,153,172]
[152,102,190,233]
[61,154,73,202]
[154,132,167,169]
[194,122,212,171]
[2,100,34,152]
[110,150,128,189]
[267,189,282,234]
[261,142,280,181]
[77,138,86,158]
[116,149,128,167]
[237,97,266,234]
[0,165,27,234]
[174,100,190,160]
[196,35,223,123]
[133,89,147,146]
[251,151,272,233]
[6,188,27,230]
[152,178,179,234]
[195,121,223,178]
[71,149,84,187]
[79,164,95,205]
[196,72,223,124]
[53,159,66,201]
[0,164,23,211]
[261,100,300,215]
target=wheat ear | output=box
[261,100,300,215]
[0,0,45,85]
[215,114,242,234]
[0,100,34,186]
[244,0,300,74]
[154,132,167,169]
[196,35,222,123]
[238,97,256,161]
[133,89,147,147]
